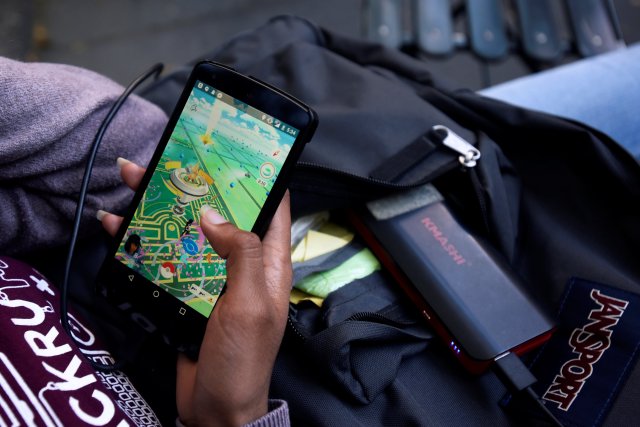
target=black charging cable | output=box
[493,352,564,427]
[60,63,164,372]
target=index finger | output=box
[260,191,293,298]
[261,190,292,261]
[199,210,267,304]
[117,157,146,191]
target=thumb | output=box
[199,205,266,299]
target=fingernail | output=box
[200,205,227,224]
[96,209,109,221]
[116,157,132,170]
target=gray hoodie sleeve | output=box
[243,400,290,427]
[0,56,168,255]
[174,400,290,427]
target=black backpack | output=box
[38,15,639,426]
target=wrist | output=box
[241,400,289,427]
[186,398,269,427]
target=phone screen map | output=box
[115,80,298,318]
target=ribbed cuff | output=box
[176,400,290,427]
[242,400,290,427]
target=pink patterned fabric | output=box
[0,256,161,426]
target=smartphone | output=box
[97,61,317,357]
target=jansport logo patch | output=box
[543,289,628,411]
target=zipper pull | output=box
[431,125,481,167]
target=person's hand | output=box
[100,158,293,426]
[99,158,146,236]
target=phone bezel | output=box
[96,61,317,356]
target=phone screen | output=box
[115,79,299,318]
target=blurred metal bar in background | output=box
[363,0,404,48]
[565,0,625,57]
[515,0,564,63]
[415,0,454,56]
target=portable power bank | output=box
[349,185,554,373]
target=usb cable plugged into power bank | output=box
[348,171,561,424]
[353,183,554,372]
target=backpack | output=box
[35,15,639,426]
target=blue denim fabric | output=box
[481,43,640,159]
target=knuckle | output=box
[223,298,276,330]
[245,304,279,328]
[232,232,261,253]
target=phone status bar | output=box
[194,80,298,138]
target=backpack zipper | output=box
[286,313,308,342]
[431,125,491,235]
[468,167,492,235]
[345,311,414,326]
[296,125,481,188]
[286,310,414,343]
[288,126,491,342]
[295,160,456,189]
[296,126,490,232]
[431,125,481,167]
